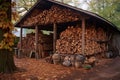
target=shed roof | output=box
[15,0,119,31]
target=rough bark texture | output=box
[0,30,16,73]
[0,50,16,73]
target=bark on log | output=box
[17,31,53,58]
[22,5,83,26]
[56,26,108,56]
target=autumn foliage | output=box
[0,1,15,51]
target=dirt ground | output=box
[0,56,120,80]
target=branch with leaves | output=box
[0,1,15,51]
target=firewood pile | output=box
[17,31,53,57]
[23,5,82,26]
[56,26,108,56]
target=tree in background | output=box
[0,0,16,73]
[14,0,37,15]
[88,0,120,28]
[56,0,84,8]
[14,0,37,34]
[56,0,71,3]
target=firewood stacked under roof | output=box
[17,31,53,57]
[56,26,108,56]
[23,9,42,26]
[23,5,82,26]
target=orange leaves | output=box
[12,12,19,21]
[11,2,16,7]
[0,11,7,21]
[3,32,9,38]
[3,32,15,38]
[0,4,15,51]
[0,20,15,51]
[0,21,14,30]
[0,39,14,51]
[0,32,15,51]
[0,42,3,49]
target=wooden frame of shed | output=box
[15,0,120,59]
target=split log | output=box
[56,26,108,56]
[17,31,53,57]
[23,5,82,26]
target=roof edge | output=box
[15,0,119,32]
[14,0,41,27]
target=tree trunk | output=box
[0,29,16,73]
[0,50,16,73]
[0,0,17,73]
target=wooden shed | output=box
[15,0,120,59]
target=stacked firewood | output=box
[17,31,53,57]
[85,27,107,55]
[56,26,108,56]
[23,5,82,26]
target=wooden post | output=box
[20,27,23,50]
[81,18,85,55]
[35,26,39,59]
[19,27,23,58]
[53,23,57,53]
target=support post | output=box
[20,27,23,50]
[81,18,85,55]
[53,23,57,53]
[19,27,23,58]
[35,26,39,59]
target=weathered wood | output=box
[20,27,23,50]
[53,23,57,53]
[35,26,39,59]
[19,27,23,58]
[17,31,53,58]
[81,18,85,55]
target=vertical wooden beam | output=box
[20,27,23,50]
[53,23,57,53]
[35,26,39,59]
[82,18,85,54]
[19,27,23,58]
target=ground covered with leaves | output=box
[0,56,120,80]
